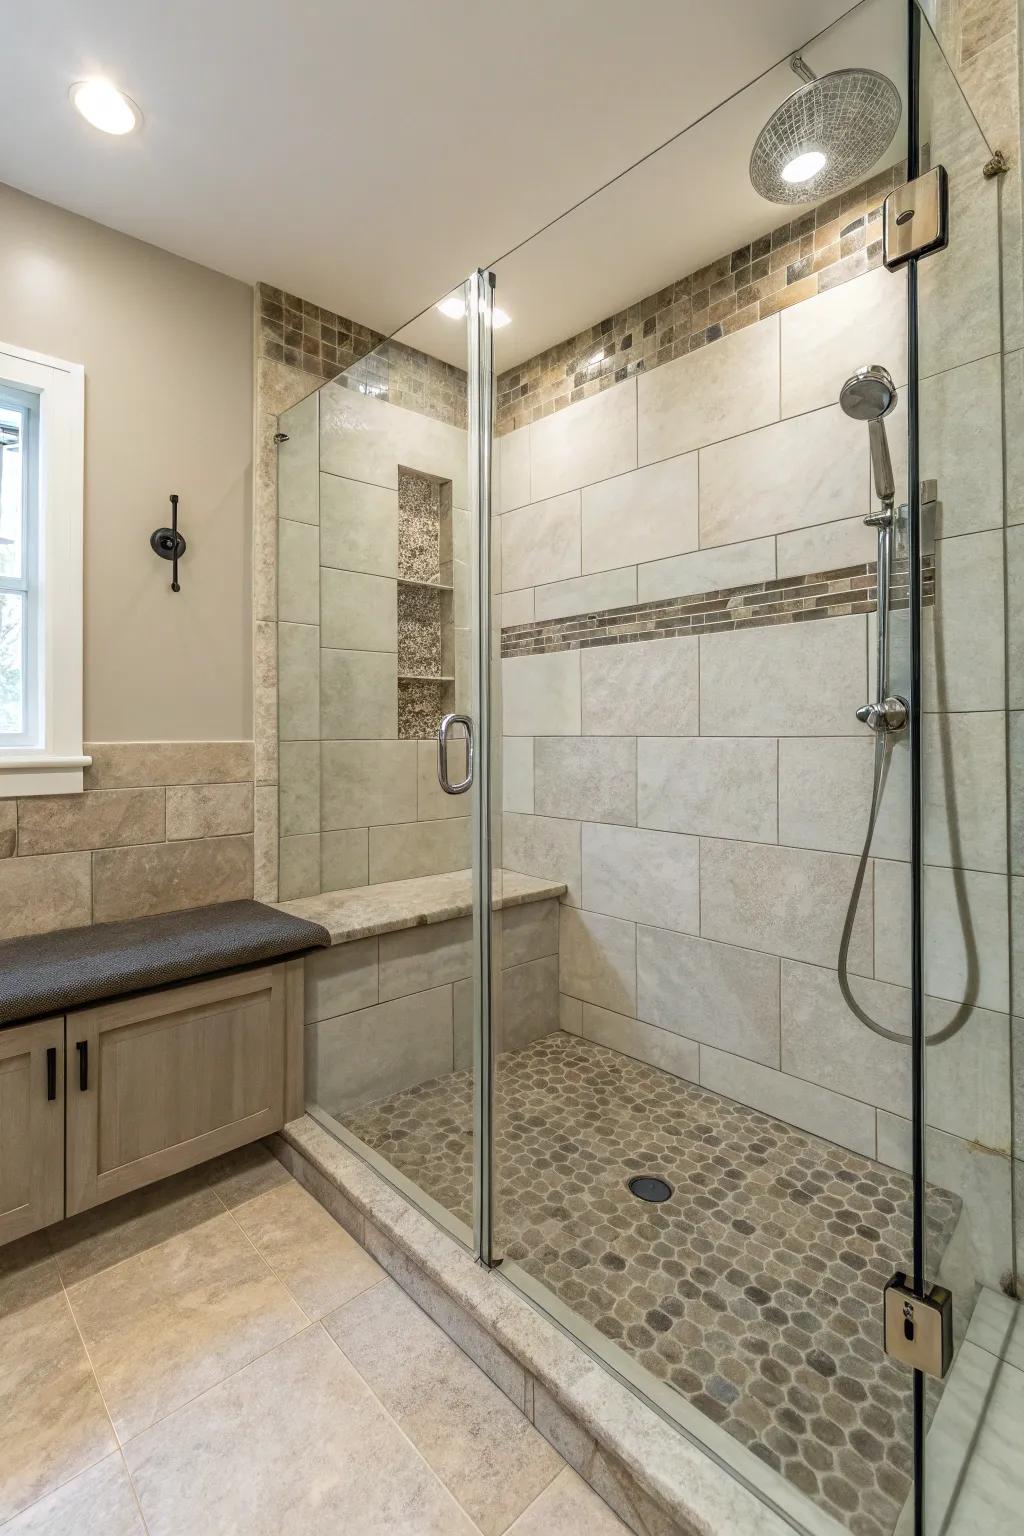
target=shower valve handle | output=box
[855,696,908,733]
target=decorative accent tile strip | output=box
[495,161,906,436]
[500,558,935,658]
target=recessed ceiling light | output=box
[70,79,140,136]
[780,149,827,185]
[434,295,512,328]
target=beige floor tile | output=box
[324,1278,562,1536]
[66,1210,306,1442]
[204,1140,292,1210]
[229,1179,383,1319]
[124,1324,478,1535]
[48,1163,223,1288]
[506,1466,631,1534]
[3,1453,145,1535]
[0,1236,117,1523]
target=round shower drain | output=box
[628,1175,673,1203]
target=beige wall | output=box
[0,181,253,742]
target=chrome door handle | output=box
[437,713,474,795]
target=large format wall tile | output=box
[502,653,581,736]
[279,740,319,835]
[320,649,398,741]
[534,738,636,826]
[368,817,470,883]
[84,742,253,790]
[497,425,531,514]
[581,823,698,933]
[530,379,637,500]
[581,637,697,737]
[923,711,1008,873]
[166,783,253,840]
[699,1045,877,1158]
[699,837,873,974]
[918,353,1006,537]
[417,737,471,822]
[780,265,908,418]
[502,813,582,907]
[775,516,876,579]
[278,622,320,741]
[502,954,560,1052]
[277,519,319,625]
[378,916,472,1001]
[276,391,319,525]
[534,566,636,623]
[581,1003,700,1084]
[636,926,781,1067]
[924,530,1006,713]
[320,568,397,653]
[780,958,1011,1152]
[502,738,534,814]
[319,382,467,505]
[778,737,883,857]
[16,789,165,856]
[698,404,867,547]
[500,492,580,592]
[559,906,636,1015]
[637,315,779,464]
[874,859,1009,1013]
[699,613,866,736]
[91,837,253,923]
[319,474,399,577]
[637,535,776,603]
[305,937,379,1022]
[638,737,777,843]
[501,899,559,967]
[581,455,698,573]
[321,741,417,830]
[312,984,454,1114]
[321,828,369,892]
[278,835,320,901]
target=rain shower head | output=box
[840,364,897,509]
[749,53,901,205]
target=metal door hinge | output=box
[883,1272,953,1379]
[883,167,949,269]
[983,149,1010,179]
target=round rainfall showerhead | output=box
[750,54,901,205]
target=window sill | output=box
[0,752,92,798]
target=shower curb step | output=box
[269,1115,842,1536]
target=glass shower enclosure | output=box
[281,3,1019,1532]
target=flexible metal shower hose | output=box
[837,731,966,1047]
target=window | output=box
[0,344,84,797]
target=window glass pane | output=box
[0,590,24,735]
[0,403,24,580]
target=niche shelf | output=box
[396,467,455,740]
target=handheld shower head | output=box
[840,364,897,510]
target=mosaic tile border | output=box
[495,162,906,435]
[501,559,935,658]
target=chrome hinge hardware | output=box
[983,149,1010,179]
[883,167,949,270]
[883,1272,953,1379]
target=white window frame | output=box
[0,343,85,797]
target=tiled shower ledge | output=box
[275,867,564,945]
[271,1116,849,1536]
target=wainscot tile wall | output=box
[0,742,254,938]
[494,164,906,436]
[496,235,1015,1296]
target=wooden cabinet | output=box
[0,1016,65,1246]
[66,967,292,1217]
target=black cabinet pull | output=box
[76,1039,88,1091]
[46,1047,57,1101]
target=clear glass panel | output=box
[0,591,25,735]
[283,286,494,1251]
[0,402,25,580]
[481,0,923,1529]
[913,5,1020,1531]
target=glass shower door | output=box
[908,4,1018,1531]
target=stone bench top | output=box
[0,900,331,1028]
[275,867,566,946]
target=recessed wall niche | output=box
[397,466,455,740]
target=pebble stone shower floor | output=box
[342,1032,962,1536]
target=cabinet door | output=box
[0,1017,65,1245]
[66,967,286,1216]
